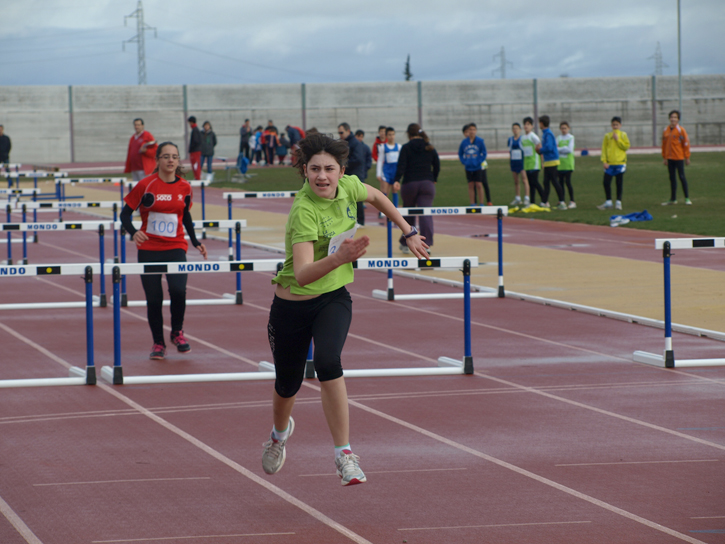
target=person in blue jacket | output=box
[536,115,567,210]
[458,123,491,205]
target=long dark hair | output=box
[293,133,350,178]
[153,142,186,178]
[406,123,434,151]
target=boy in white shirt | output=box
[557,121,576,208]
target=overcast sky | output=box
[1,0,723,86]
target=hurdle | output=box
[372,206,507,301]
[633,238,725,368]
[100,256,478,385]
[116,219,247,307]
[3,171,67,200]
[0,263,99,388]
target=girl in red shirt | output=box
[121,142,208,360]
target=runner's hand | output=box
[132,231,148,247]
[335,236,369,264]
[406,235,430,260]
[197,243,208,260]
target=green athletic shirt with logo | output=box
[272,174,368,296]
[521,132,541,171]
[557,134,575,171]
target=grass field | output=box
[208,152,725,237]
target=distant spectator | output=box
[277,132,290,165]
[597,116,630,211]
[371,125,386,163]
[240,119,252,161]
[661,110,692,205]
[200,121,217,175]
[536,115,566,210]
[355,130,373,182]
[124,118,157,181]
[265,127,279,166]
[507,122,529,207]
[376,126,401,218]
[338,122,367,226]
[394,123,440,252]
[252,125,264,165]
[521,117,544,205]
[557,121,576,208]
[0,125,11,165]
[187,116,202,180]
[285,125,306,166]
[458,123,490,205]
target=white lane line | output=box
[91,532,295,543]
[299,467,467,477]
[398,520,592,531]
[691,515,725,519]
[556,459,720,467]
[97,382,374,544]
[0,493,44,544]
[0,321,73,370]
[33,477,211,487]
[344,397,710,544]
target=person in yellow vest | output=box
[597,116,630,211]
[661,110,692,205]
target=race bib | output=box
[328,225,358,256]
[511,149,523,160]
[147,212,178,238]
[523,146,534,157]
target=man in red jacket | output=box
[187,116,202,180]
[124,118,157,181]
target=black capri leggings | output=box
[268,286,352,398]
[138,248,187,345]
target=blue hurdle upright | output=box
[633,238,725,368]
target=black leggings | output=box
[668,159,689,200]
[526,170,544,204]
[559,171,574,201]
[268,287,352,398]
[543,166,564,204]
[138,248,187,345]
[603,173,625,201]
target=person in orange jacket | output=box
[661,110,692,205]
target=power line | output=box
[123,1,156,85]
[648,41,668,76]
[492,46,513,79]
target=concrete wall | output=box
[1,75,723,164]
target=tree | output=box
[403,54,413,81]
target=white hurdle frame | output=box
[633,237,725,368]
[372,205,507,301]
[101,256,479,386]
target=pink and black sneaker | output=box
[170,330,191,353]
[149,343,166,360]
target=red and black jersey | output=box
[124,173,193,252]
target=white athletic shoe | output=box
[509,197,521,206]
[262,417,294,475]
[335,451,367,486]
[615,200,622,210]
[556,202,568,210]
[567,201,577,209]
[597,201,613,210]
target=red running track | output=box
[0,194,724,544]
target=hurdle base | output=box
[101,366,276,385]
[498,286,505,298]
[634,351,725,368]
[0,376,87,388]
[372,289,497,301]
[101,365,124,385]
[305,359,316,379]
[100,293,107,308]
[633,351,666,367]
[68,365,96,385]
[117,297,237,307]
[0,297,101,311]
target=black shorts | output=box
[465,169,483,183]
[267,286,352,398]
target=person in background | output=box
[661,110,692,205]
[187,116,202,180]
[536,115,567,210]
[277,132,290,165]
[557,121,576,208]
[0,125,11,166]
[265,127,279,166]
[240,119,252,161]
[376,126,401,219]
[337,123,367,227]
[286,125,306,166]
[124,118,158,182]
[371,125,386,163]
[597,116,630,210]
[458,123,490,205]
[200,121,217,175]
[507,122,529,207]
[253,125,264,165]
[394,123,440,253]
[354,130,372,184]
[521,117,544,206]
[120,141,207,360]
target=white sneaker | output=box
[399,243,410,254]
[615,201,622,210]
[262,417,294,475]
[556,202,568,210]
[378,212,385,219]
[567,201,577,209]
[597,201,613,210]
[335,451,367,486]
[540,202,550,209]
[509,198,521,206]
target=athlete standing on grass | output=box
[120,142,208,360]
[262,133,428,486]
